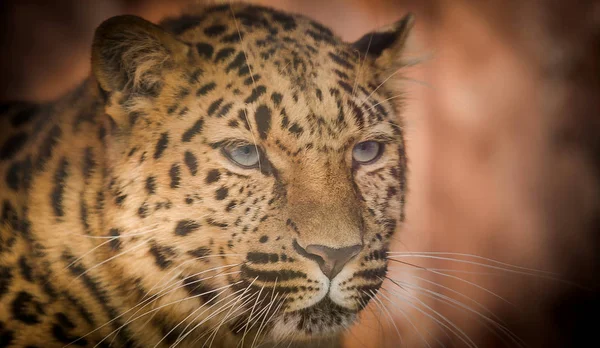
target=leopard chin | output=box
[270,298,359,341]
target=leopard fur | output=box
[0,3,411,347]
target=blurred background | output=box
[1,0,599,347]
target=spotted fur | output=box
[0,4,412,347]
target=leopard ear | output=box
[92,15,189,96]
[352,13,414,70]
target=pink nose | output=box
[301,244,363,279]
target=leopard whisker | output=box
[373,288,436,348]
[65,265,240,348]
[379,286,477,348]
[388,252,557,276]
[131,269,243,343]
[384,276,525,347]
[171,285,253,348]
[68,239,147,285]
[256,295,289,348]
[129,265,245,340]
[200,292,259,347]
[369,289,405,346]
[238,283,267,347]
[92,281,241,348]
[204,276,258,348]
[251,278,279,348]
[253,293,283,348]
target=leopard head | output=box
[91,4,412,343]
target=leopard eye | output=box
[223,144,260,168]
[352,141,383,164]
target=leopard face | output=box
[91,4,411,344]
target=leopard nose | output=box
[304,244,363,279]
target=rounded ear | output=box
[92,15,190,96]
[352,13,415,70]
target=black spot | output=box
[182,118,204,142]
[52,315,88,346]
[115,194,127,206]
[11,291,42,324]
[196,42,214,59]
[348,100,365,128]
[334,69,350,80]
[241,265,307,282]
[329,52,353,70]
[316,89,323,101]
[237,109,251,130]
[62,291,95,326]
[169,163,181,188]
[280,109,290,129]
[55,312,75,329]
[188,247,211,259]
[306,29,336,45]
[244,86,267,104]
[222,32,244,43]
[246,252,279,264]
[0,132,27,160]
[137,202,149,219]
[271,93,283,106]
[9,103,39,127]
[149,243,175,269]
[225,52,246,73]
[154,132,169,159]
[310,21,334,37]
[161,15,204,35]
[187,69,203,84]
[338,80,353,94]
[288,123,303,136]
[205,169,220,184]
[255,105,271,140]
[243,75,258,86]
[204,24,227,37]
[184,151,198,176]
[51,158,69,218]
[196,82,216,96]
[128,111,142,127]
[206,218,228,228]
[145,176,156,195]
[175,219,201,236]
[208,98,224,116]
[109,228,121,250]
[215,187,229,200]
[228,119,239,128]
[215,47,235,62]
[217,102,234,118]
[0,267,13,299]
[5,161,20,191]
[82,147,95,181]
[272,12,297,31]
[18,256,33,282]
[259,236,268,243]
[0,322,15,347]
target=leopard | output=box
[0,3,412,347]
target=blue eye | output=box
[223,144,260,168]
[352,141,383,164]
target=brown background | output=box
[1,1,599,347]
